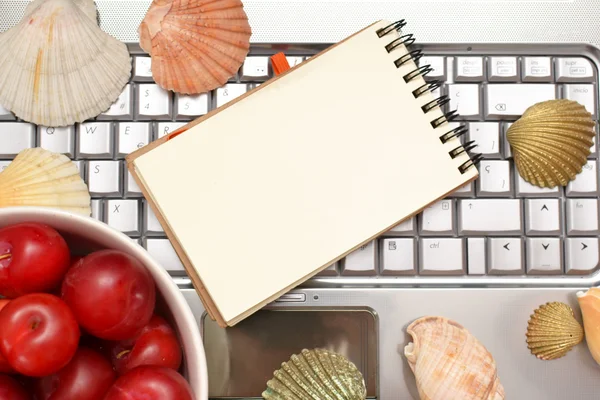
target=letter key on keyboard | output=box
[488,238,523,274]
[458,199,522,235]
[447,84,480,119]
[145,239,185,273]
[525,199,561,235]
[341,241,377,276]
[566,238,600,275]
[98,84,133,120]
[87,161,121,197]
[420,238,465,275]
[78,122,113,158]
[137,84,172,120]
[485,84,556,119]
[143,201,164,236]
[477,160,511,197]
[117,122,151,157]
[0,123,35,157]
[420,200,455,235]
[105,200,140,235]
[468,123,501,158]
[125,168,142,197]
[38,126,75,157]
[527,238,562,275]
[381,238,416,275]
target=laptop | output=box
[1,0,600,398]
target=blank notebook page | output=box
[132,20,478,324]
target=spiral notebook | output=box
[127,20,481,327]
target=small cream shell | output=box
[0,148,91,216]
[577,287,600,365]
[507,99,595,188]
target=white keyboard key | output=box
[566,238,600,275]
[317,263,338,277]
[241,57,270,80]
[105,200,140,235]
[527,238,562,275]
[556,57,595,82]
[420,238,465,275]
[458,199,522,235]
[447,84,480,119]
[563,84,597,117]
[175,93,209,118]
[145,239,185,273]
[125,169,142,197]
[143,201,164,236]
[38,126,75,157]
[72,160,84,180]
[98,84,133,120]
[486,84,556,119]
[216,84,247,108]
[454,57,484,81]
[156,122,187,140]
[385,217,416,235]
[420,199,454,235]
[137,84,172,120]
[91,199,102,221]
[381,238,416,275]
[467,238,486,275]
[567,198,599,234]
[488,57,518,82]
[286,57,304,68]
[449,182,474,197]
[117,122,151,157]
[0,161,10,172]
[0,122,35,157]
[522,57,553,82]
[488,238,523,274]
[468,122,500,157]
[77,122,113,158]
[502,123,513,158]
[567,160,598,196]
[525,199,561,235]
[87,161,121,197]
[341,241,376,276]
[420,56,445,80]
[0,104,14,120]
[133,56,153,81]
[516,174,559,197]
[477,160,511,196]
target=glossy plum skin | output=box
[33,347,116,400]
[0,223,70,298]
[0,374,30,400]
[0,299,13,373]
[0,294,80,377]
[109,315,182,375]
[103,366,194,400]
[61,250,156,340]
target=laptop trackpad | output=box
[202,309,378,398]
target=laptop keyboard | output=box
[0,45,598,281]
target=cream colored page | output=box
[134,20,477,322]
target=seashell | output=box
[577,288,600,365]
[25,0,98,22]
[262,348,367,400]
[506,99,595,188]
[526,302,584,360]
[404,316,505,400]
[0,0,131,127]
[139,0,252,95]
[0,148,91,216]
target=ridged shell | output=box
[526,302,584,360]
[577,288,600,365]
[139,0,252,95]
[0,0,131,126]
[0,148,91,216]
[25,0,97,22]
[262,348,367,400]
[506,99,595,188]
[404,316,505,400]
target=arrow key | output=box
[527,238,562,275]
[566,238,600,275]
[488,238,523,275]
[526,199,561,235]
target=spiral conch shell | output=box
[577,288,600,365]
[526,302,584,360]
[506,99,595,188]
[404,316,505,400]
[262,348,367,400]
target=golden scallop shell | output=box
[0,148,91,216]
[506,99,595,188]
[526,302,584,360]
[139,0,252,95]
[262,348,367,400]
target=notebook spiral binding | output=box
[376,20,482,174]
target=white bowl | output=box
[0,207,208,399]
